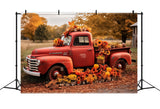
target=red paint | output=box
[109,52,132,67]
[25,32,132,76]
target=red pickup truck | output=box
[23,31,132,80]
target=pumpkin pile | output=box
[47,64,122,87]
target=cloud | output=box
[39,14,75,26]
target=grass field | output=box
[21,40,137,93]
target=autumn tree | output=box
[21,13,47,41]
[74,13,112,37]
[47,24,68,39]
[107,13,137,43]
[74,13,137,43]
[35,24,50,42]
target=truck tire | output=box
[46,65,66,81]
[115,59,126,70]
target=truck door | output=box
[71,35,94,67]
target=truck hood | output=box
[31,46,70,57]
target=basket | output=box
[96,55,105,64]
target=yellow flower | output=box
[94,64,99,69]
[97,55,105,60]
[106,67,112,72]
[53,38,58,45]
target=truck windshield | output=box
[61,35,72,46]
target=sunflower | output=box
[97,40,102,46]
[104,50,110,55]
[102,41,108,47]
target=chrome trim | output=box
[26,56,40,71]
[23,67,40,77]
[49,52,62,55]
[26,57,38,61]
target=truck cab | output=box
[69,32,94,67]
[23,31,131,80]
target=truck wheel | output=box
[47,65,66,81]
[115,59,126,70]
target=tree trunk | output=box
[121,30,128,43]
[32,35,35,42]
[40,40,43,43]
[122,34,127,43]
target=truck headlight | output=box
[37,60,40,66]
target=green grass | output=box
[130,47,137,61]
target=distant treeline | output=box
[21,13,137,43]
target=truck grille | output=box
[27,57,39,71]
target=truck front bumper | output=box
[23,67,40,77]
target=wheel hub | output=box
[118,63,122,69]
[53,70,59,77]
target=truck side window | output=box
[73,36,89,46]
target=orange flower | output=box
[94,64,99,69]
[86,27,91,32]
[102,41,108,47]
[68,21,75,27]
[97,40,102,46]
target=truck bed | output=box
[110,47,130,53]
[95,47,130,54]
[95,47,131,65]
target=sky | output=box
[39,14,76,26]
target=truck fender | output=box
[109,52,132,67]
[37,56,73,75]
